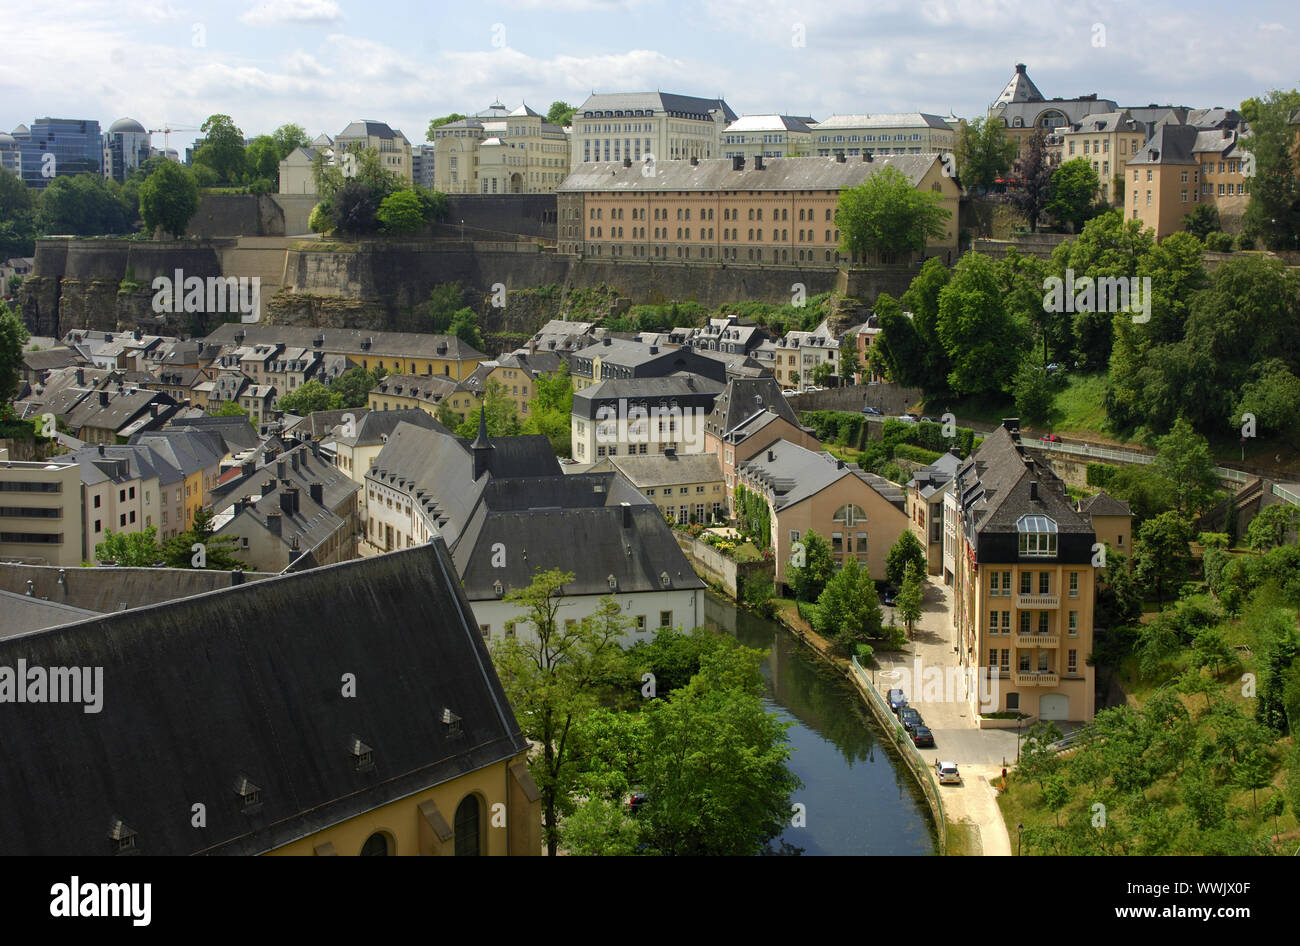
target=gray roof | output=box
[813,113,951,130]
[0,541,528,855]
[738,439,904,511]
[129,427,227,475]
[336,120,409,143]
[993,64,1045,106]
[64,387,175,434]
[336,408,448,448]
[202,324,485,363]
[707,376,803,440]
[1078,490,1132,517]
[577,92,736,123]
[954,425,1093,537]
[909,450,962,500]
[22,347,81,372]
[370,373,460,405]
[607,452,723,488]
[0,589,99,638]
[559,153,940,193]
[163,413,260,452]
[1126,123,1200,165]
[452,473,704,600]
[727,115,813,133]
[73,442,183,487]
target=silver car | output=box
[935,760,962,785]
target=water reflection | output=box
[704,591,936,856]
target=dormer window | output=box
[109,818,137,853]
[442,708,463,739]
[234,775,262,810]
[350,736,374,772]
[1017,514,1058,557]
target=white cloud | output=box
[239,0,343,27]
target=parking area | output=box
[872,577,1014,856]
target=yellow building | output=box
[432,102,571,195]
[1060,110,1149,204]
[0,452,82,566]
[0,542,542,856]
[367,373,480,424]
[951,420,1131,723]
[1127,124,1251,239]
[588,451,727,525]
[335,120,413,185]
[987,64,1116,168]
[723,115,814,160]
[556,153,959,265]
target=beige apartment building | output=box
[735,440,908,588]
[334,120,413,185]
[988,64,1117,167]
[1127,124,1251,239]
[722,115,814,160]
[571,92,737,165]
[432,102,570,195]
[810,113,955,157]
[556,152,959,266]
[1060,110,1150,203]
[951,421,1131,723]
[587,452,727,525]
[0,453,81,566]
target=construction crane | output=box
[147,126,202,154]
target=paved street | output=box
[872,577,1015,856]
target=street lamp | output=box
[460,218,465,241]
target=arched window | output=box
[360,832,390,856]
[833,504,867,526]
[455,795,482,856]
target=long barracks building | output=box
[556,153,960,266]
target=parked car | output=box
[628,792,649,813]
[882,587,898,607]
[888,688,908,713]
[861,406,883,415]
[935,760,962,785]
[912,725,935,748]
[900,707,924,733]
[895,414,917,425]
[1039,433,1062,442]
[919,416,935,423]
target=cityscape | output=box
[0,0,1298,898]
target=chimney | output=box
[836,151,846,163]
[603,336,612,346]
[309,439,320,458]
[99,390,109,406]
[949,446,962,458]
[732,155,745,171]
[97,444,105,456]
[76,368,84,385]
[664,446,676,458]
[1016,63,1027,74]
[266,512,281,536]
[231,568,244,586]
[309,482,323,505]
[276,460,286,479]
[280,488,297,516]
[767,449,775,462]
[754,155,764,170]
[690,156,698,166]
[263,447,276,464]
[649,345,658,355]
[1002,417,1020,433]
[241,459,254,477]
[262,478,276,494]
[290,451,299,472]
[623,156,632,168]
[1030,481,1039,501]
[621,502,632,529]
[150,403,159,418]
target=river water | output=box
[703,591,937,856]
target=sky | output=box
[2,0,1297,149]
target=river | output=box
[703,591,937,856]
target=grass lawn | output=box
[944,821,982,856]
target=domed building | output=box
[103,117,151,183]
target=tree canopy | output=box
[836,165,950,261]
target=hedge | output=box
[1086,462,1119,488]
[893,443,944,464]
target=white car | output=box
[935,760,962,785]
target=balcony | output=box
[1016,592,1059,609]
[1015,632,1059,649]
[1013,670,1059,687]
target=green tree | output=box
[207,399,252,425]
[545,101,578,127]
[836,165,950,262]
[270,123,309,160]
[1008,130,1052,232]
[454,380,520,439]
[637,644,801,855]
[194,114,247,185]
[811,361,835,387]
[1239,88,1300,250]
[138,161,200,238]
[161,506,248,570]
[886,529,926,586]
[450,306,484,351]
[427,283,464,333]
[377,189,424,233]
[523,365,574,456]
[897,561,924,637]
[330,179,379,234]
[0,300,30,402]
[1153,417,1220,516]
[899,257,954,394]
[427,114,468,139]
[276,379,341,414]
[1234,359,1300,447]
[788,530,833,601]
[1182,203,1221,241]
[1134,511,1193,606]
[243,135,280,191]
[955,116,1018,193]
[0,168,37,257]
[935,251,1027,395]
[838,338,861,384]
[1246,504,1300,551]
[39,174,133,234]
[490,572,631,855]
[813,557,885,654]
[95,526,163,566]
[1011,360,1054,424]
[1047,158,1101,233]
[330,365,382,409]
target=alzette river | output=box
[704,592,937,856]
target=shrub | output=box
[893,443,943,464]
[1086,462,1119,488]
[1236,233,1256,251]
[1205,231,1234,252]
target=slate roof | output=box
[202,324,486,363]
[22,347,81,372]
[301,407,370,440]
[336,408,448,448]
[64,387,174,434]
[0,589,99,638]
[1078,490,1132,517]
[607,452,723,488]
[909,450,962,500]
[0,541,528,855]
[72,443,183,488]
[1126,123,1199,165]
[370,373,460,405]
[129,427,228,475]
[994,64,1046,106]
[336,120,409,143]
[164,414,260,453]
[738,439,904,511]
[451,473,704,600]
[577,92,736,123]
[559,154,941,193]
[706,376,802,439]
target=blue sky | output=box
[2,0,1296,148]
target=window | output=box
[360,832,390,856]
[989,648,998,670]
[454,796,481,856]
[1020,571,1032,595]
[1020,612,1031,634]
[1038,612,1049,634]
[660,610,673,628]
[1002,611,1011,632]
[1039,572,1050,594]
[1017,515,1058,557]
[990,611,1000,631]
[1000,649,1010,672]
[1001,571,1011,595]
[635,615,646,632]
[1069,572,1079,597]
[790,530,801,544]
[831,532,843,554]
[990,571,1000,595]
[1006,692,1019,710]
[479,624,490,639]
[833,504,866,526]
